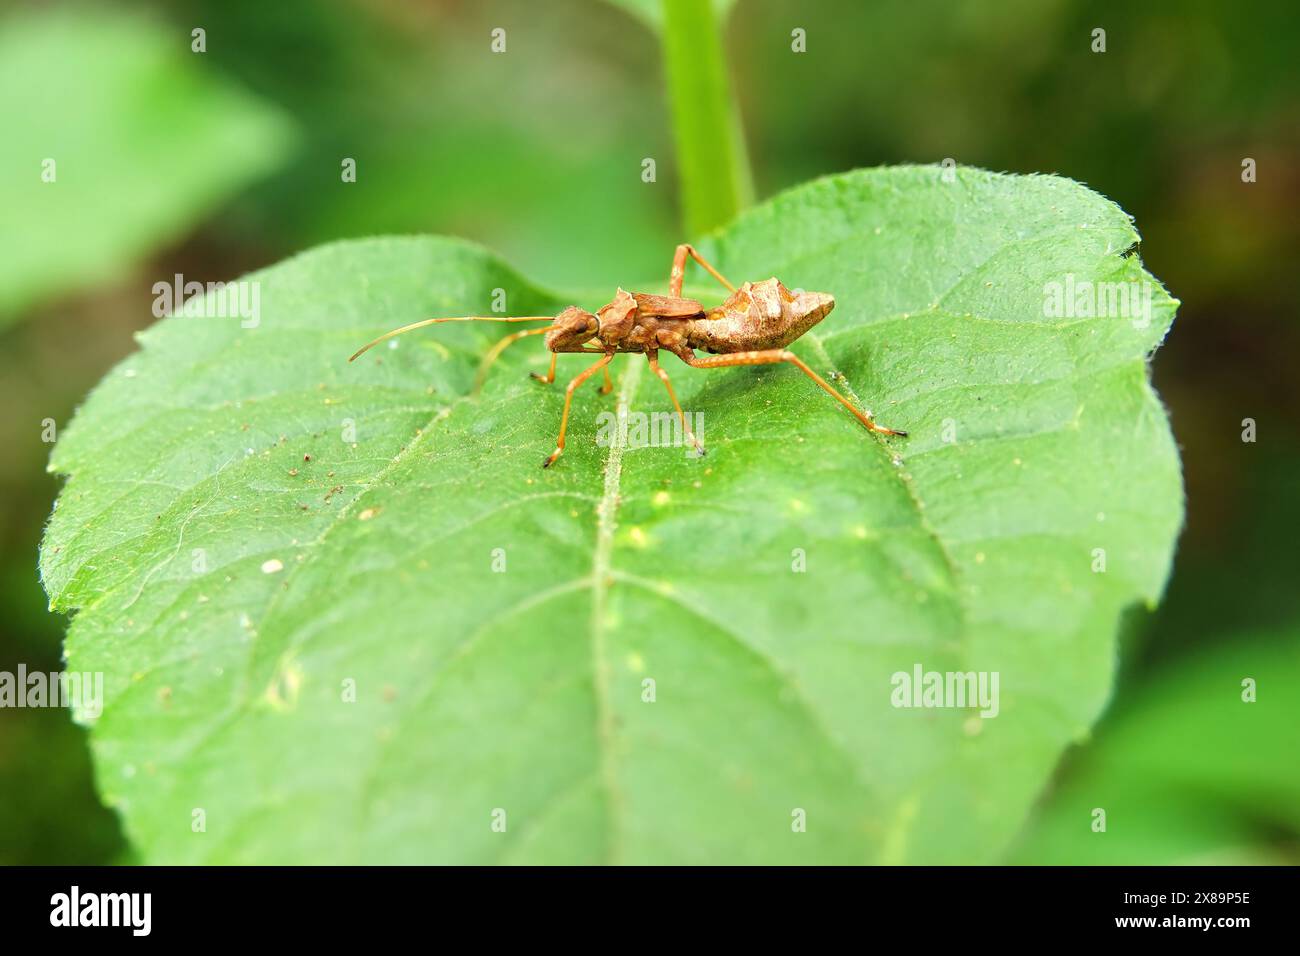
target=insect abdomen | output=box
[686,279,834,353]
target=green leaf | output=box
[41,166,1182,863]
[0,8,294,319]
[1010,634,1300,865]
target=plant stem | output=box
[661,0,753,237]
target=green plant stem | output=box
[661,0,753,236]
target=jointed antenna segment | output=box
[348,315,553,362]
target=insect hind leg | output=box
[685,349,907,437]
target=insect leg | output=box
[599,365,613,395]
[543,353,615,469]
[530,352,558,385]
[685,350,907,436]
[473,327,551,394]
[647,353,705,456]
[669,243,736,297]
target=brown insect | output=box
[350,244,907,468]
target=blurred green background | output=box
[1,0,1296,864]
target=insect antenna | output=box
[348,315,553,362]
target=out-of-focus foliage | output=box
[661,0,753,234]
[1010,634,1300,864]
[170,0,679,291]
[0,7,293,319]
[604,0,736,33]
[0,577,123,865]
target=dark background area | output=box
[1,0,1296,864]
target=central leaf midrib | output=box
[588,358,642,864]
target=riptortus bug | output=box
[350,244,907,467]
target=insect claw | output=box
[542,449,562,469]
